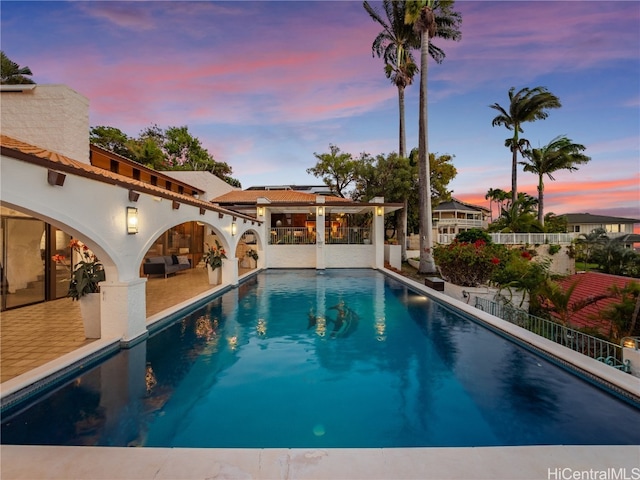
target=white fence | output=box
[436,231,629,246]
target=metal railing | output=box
[325,227,370,245]
[269,227,316,245]
[268,227,372,245]
[473,297,628,371]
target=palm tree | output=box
[485,188,497,221]
[405,0,462,274]
[0,51,35,85]
[575,227,607,271]
[364,0,419,159]
[364,0,420,261]
[490,87,561,206]
[490,196,541,233]
[521,135,590,226]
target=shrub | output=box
[455,229,492,244]
[548,244,561,255]
[433,239,509,287]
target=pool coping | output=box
[2,444,639,479]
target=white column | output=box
[372,197,385,269]
[100,278,147,343]
[315,199,326,270]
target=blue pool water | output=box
[2,270,639,447]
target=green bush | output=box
[455,229,492,244]
[433,239,509,287]
[548,244,561,255]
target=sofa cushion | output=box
[177,255,190,265]
[147,257,165,264]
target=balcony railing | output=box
[325,227,371,245]
[269,227,316,245]
[268,227,372,245]
[435,218,487,228]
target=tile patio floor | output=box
[0,267,249,384]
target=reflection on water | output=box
[1,270,639,448]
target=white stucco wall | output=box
[533,245,575,276]
[325,245,375,268]
[1,84,90,162]
[267,245,316,268]
[163,171,237,201]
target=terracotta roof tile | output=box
[212,189,353,204]
[0,134,257,221]
[553,272,638,333]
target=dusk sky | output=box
[2,1,639,221]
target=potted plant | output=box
[246,248,258,268]
[203,239,227,285]
[52,239,105,338]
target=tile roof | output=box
[553,272,639,333]
[0,134,258,222]
[212,189,353,204]
[435,198,490,213]
[560,213,640,224]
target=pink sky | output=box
[2,1,638,222]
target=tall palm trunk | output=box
[418,25,436,274]
[398,84,408,260]
[511,134,519,206]
[537,173,545,226]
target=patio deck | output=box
[0,267,249,383]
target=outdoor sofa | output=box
[143,255,191,278]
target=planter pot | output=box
[78,292,101,339]
[248,258,257,269]
[207,266,222,285]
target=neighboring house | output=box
[433,198,490,244]
[553,272,638,334]
[560,213,640,250]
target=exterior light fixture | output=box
[47,170,66,186]
[376,206,384,216]
[257,206,265,217]
[231,222,237,236]
[128,190,140,202]
[199,207,206,215]
[127,207,139,234]
[317,207,324,216]
[622,337,638,349]
[172,201,180,210]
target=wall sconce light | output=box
[317,207,324,216]
[199,207,206,215]
[47,169,66,186]
[231,222,237,236]
[257,206,265,217]
[172,201,180,210]
[218,213,224,219]
[128,190,140,202]
[376,206,384,216]
[127,207,139,234]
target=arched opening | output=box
[236,229,260,273]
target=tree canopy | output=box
[90,124,240,187]
[0,51,35,85]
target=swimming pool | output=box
[2,269,639,447]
